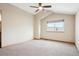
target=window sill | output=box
[46,31,64,33]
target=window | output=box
[47,20,64,32]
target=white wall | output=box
[0,12,1,32]
[40,13,75,43]
[34,11,52,39]
[75,11,79,50]
[34,12,75,43]
[0,4,33,47]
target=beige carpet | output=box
[0,39,79,56]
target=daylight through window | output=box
[47,20,64,32]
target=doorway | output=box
[0,11,1,48]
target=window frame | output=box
[47,20,64,32]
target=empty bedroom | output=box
[0,3,79,56]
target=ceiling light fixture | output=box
[30,3,52,12]
[38,6,43,10]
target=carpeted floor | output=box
[0,39,79,56]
